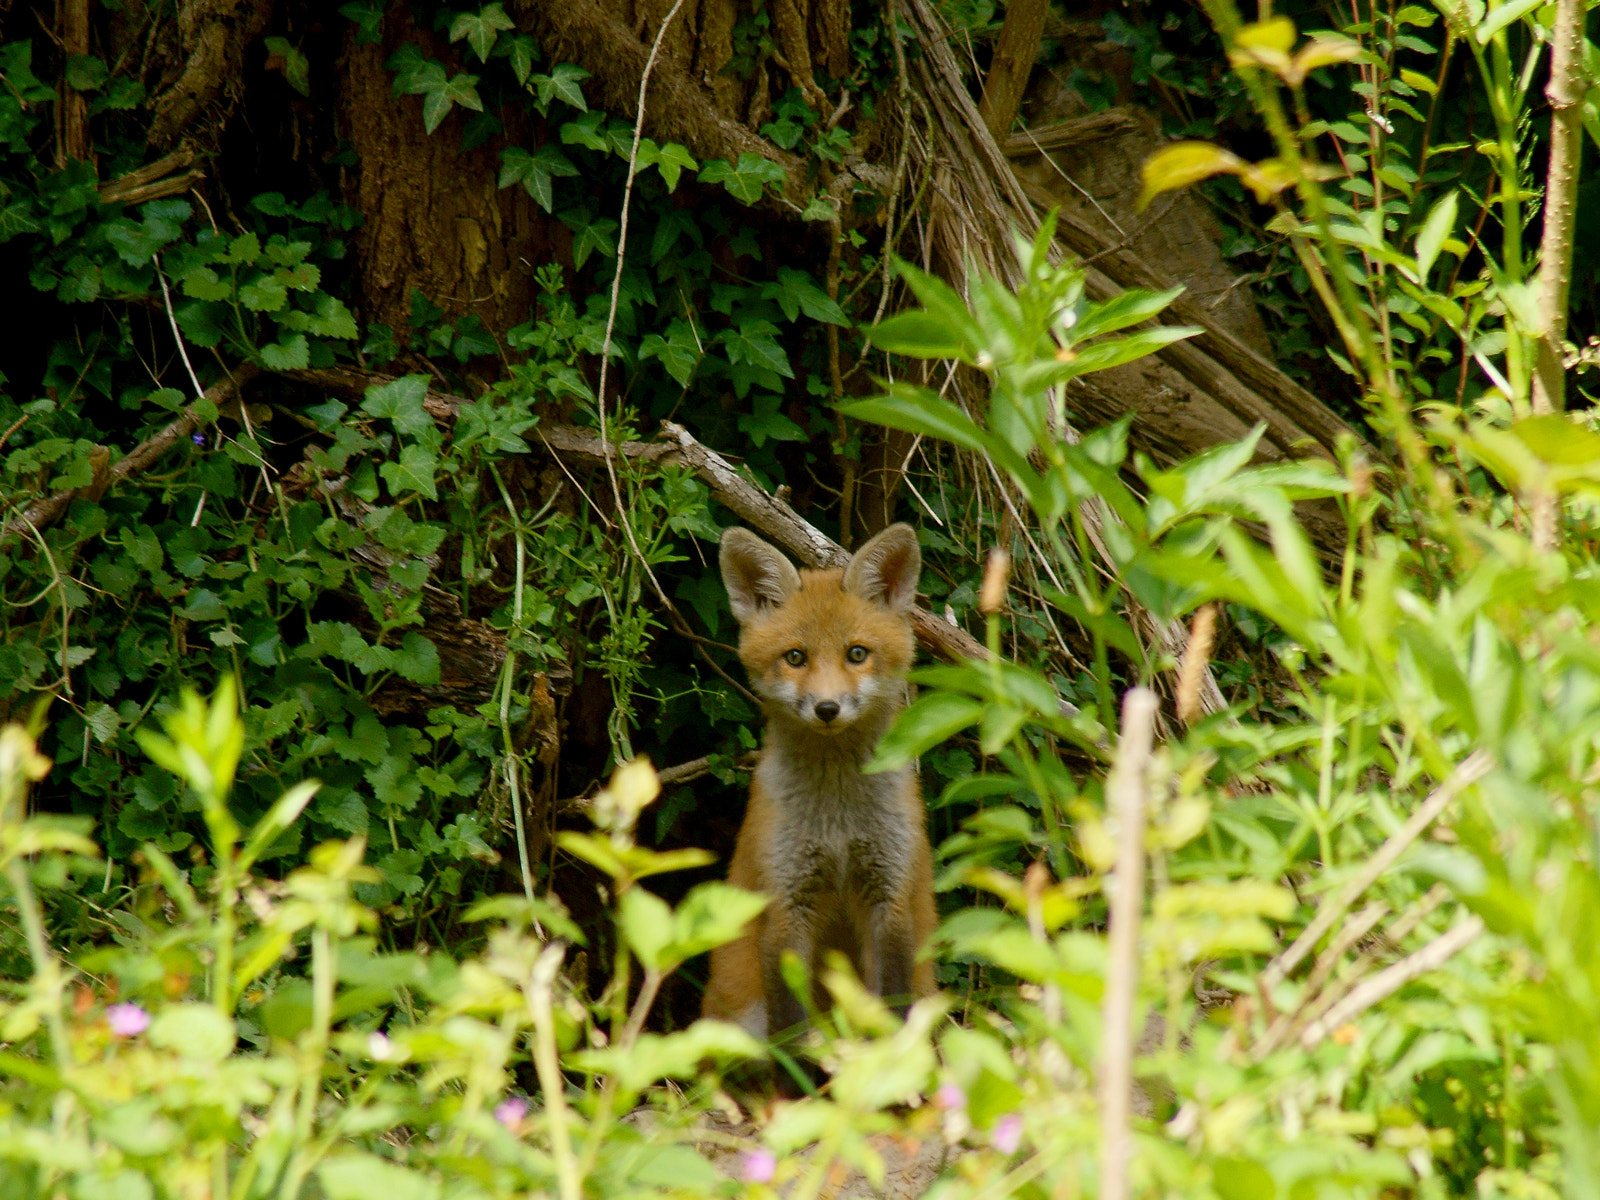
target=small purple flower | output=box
[739,1148,777,1184]
[991,1113,1024,1155]
[107,1002,150,1038]
[191,432,206,447]
[495,1096,529,1130]
[935,1082,967,1110]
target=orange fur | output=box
[702,524,936,1036]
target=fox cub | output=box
[702,523,936,1038]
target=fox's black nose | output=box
[814,700,840,723]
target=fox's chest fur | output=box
[700,524,938,1041]
[754,740,919,907]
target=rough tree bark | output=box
[340,9,551,343]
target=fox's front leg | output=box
[864,901,919,1014]
[759,899,816,1037]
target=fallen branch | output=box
[99,147,203,205]
[540,419,992,666]
[2,365,258,544]
[1298,915,1486,1049]
[1259,749,1493,993]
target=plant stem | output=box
[4,858,71,1071]
[1099,687,1157,1200]
[527,945,583,1200]
[1531,0,1585,413]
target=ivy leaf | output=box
[638,320,703,387]
[720,319,793,378]
[339,2,386,44]
[104,199,191,266]
[422,74,482,134]
[379,444,440,500]
[498,145,579,213]
[361,374,434,437]
[638,141,697,191]
[559,110,607,151]
[260,334,310,370]
[698,154,787,204]
[532,62,589,112]
[387,46,446,97]
[763,267,848,325]
[448,3,515,62]
[498,33,540,86]
[263,37,311,96]
[737,394,807,447]
[560,210,618,270]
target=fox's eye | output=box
[784,648,807,667]
[846,645,869,664]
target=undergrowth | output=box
[0,0,1597,1195]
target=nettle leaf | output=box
[379,445,440,500]
[276,294,359,339]
[361,374,435,436]
[698,154,787,204]
[532,62,589,111]
[222,231,261,264]
[239,272,288,312]
[448,3,515,62]
[260,334,310,370]
[763,266,848,325]
[181,266,232,302]
[497,144,579,213]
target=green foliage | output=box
[0,0,1593,1192]
[0,700,765,1197]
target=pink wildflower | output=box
[107,1002,150,1038]
[495,1096,529,1130]
[992,1113,1024,1154]
[739,1147,777,1183]
[935,1082,967,1110]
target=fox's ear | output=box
[720,528,802,623]
[844,523,920,612]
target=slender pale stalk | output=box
[527,945,583,1200]
[1531,0,1585,413]
[1100,688,1158,1200]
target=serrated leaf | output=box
[239,273,288,312]
[260,334,310,370]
